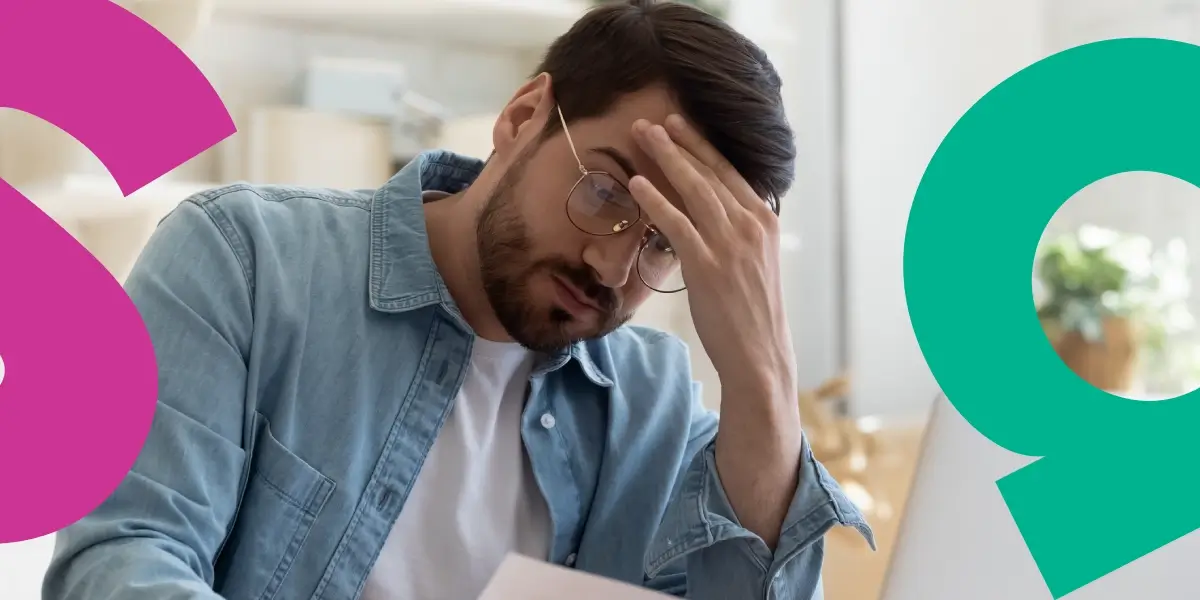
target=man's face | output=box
[477,87,685,353]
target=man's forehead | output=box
[563,89,694,216]
[573,87,681,148]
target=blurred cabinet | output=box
[438,114,498,160]
[237,106,393,189]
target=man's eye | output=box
[647,232,674,254]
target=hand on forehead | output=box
[570,94,703,221]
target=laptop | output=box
[879,393,1200,599]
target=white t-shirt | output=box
[359,336,553,600]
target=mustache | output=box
[540,259,619,313]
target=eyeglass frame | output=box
[555,105,686,294]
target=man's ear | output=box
[492,72,554,162]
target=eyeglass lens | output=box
[567,172,686,293]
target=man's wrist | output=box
[719,364,799,418]
[718,376,803,457]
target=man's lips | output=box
[552,276,602,316]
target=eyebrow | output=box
[588,146,638,182]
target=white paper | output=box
[478,554,673,600]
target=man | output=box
[45,1,872,598]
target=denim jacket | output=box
[45,151,873,600]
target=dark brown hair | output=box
[533,0,794,214]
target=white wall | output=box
[769,0,846,400]
[841,0,1047,419]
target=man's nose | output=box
[582,232,642,289]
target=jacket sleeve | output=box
[43,198,254,599]
[645,382,875,599]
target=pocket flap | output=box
[251,412,335,515]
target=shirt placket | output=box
[524,366,586,569]
[313,311,472,600]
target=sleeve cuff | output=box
[646,434,876,578]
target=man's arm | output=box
[713,370,805,550]
[43,199,253,599]
[645,386,873,600]
[626,112,876,599]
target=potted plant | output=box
[1034,225,1196,394]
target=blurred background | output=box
[4,0,1200,599]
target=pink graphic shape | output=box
[0,0,237,543]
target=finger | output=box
[663,114,771,217]
[674,142,742,216]
[627,174,706,261]
[633,120,730,233]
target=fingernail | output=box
[666,114,685,130]
[652,125,670,142]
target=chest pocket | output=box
[215,412,336,600]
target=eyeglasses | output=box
[556,105,687,294]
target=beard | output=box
[476,157,630,353]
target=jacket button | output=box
[540,413,556,429]
[565,553,577,567]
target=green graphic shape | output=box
[905,37,1200,598]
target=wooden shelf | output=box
[211,0,590,50]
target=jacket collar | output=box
[367,150,612,388]
[367,150,478,314]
